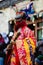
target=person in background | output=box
[0,34,4,45]
[35,55,43,65]
[0,34,5,51]
[1,33,9,51]
[0,34,5,65]
[1,33,9,44]
[34,41,43,65]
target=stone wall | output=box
[0,7,16,34]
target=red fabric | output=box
[0,37,4,44]
[14,45,20,65]
[15,20,27,31]
[10,44,20,65]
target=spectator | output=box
[1,33,9,45]
[0,34,5,51]
[0,34,4,45]
[0,34,6,65]
[35,55,43,65]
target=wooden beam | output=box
[37,27,43,30]
[26,18,43,25]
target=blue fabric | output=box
[35,58,42,65]
[27,2,35,14]
[0,57,4,65]
[21,2,35,17]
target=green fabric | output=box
[38,55,43,60]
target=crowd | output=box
[0,32,14,65]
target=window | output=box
[37,22,43,41]
[37,22,43,27]
[37,29,42,41]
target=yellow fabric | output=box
[23,38,36,65]
[11,50,16,63]
[23,39,32,65]
[11,57,16,62]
